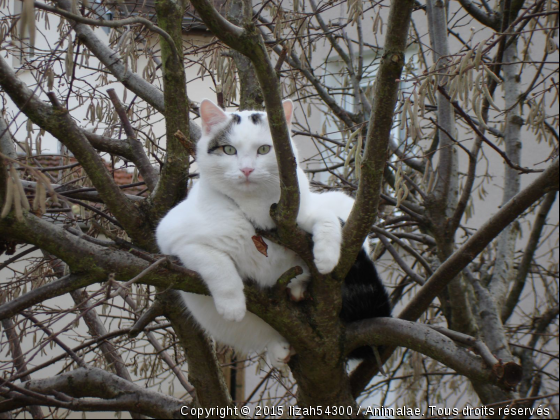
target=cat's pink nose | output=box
[241,168,254,177]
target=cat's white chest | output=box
[156,182,302,288]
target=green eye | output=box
[258,145,271,155]
[222,145,237,155]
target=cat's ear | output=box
[282,100,294,129]
[200,99,228,134]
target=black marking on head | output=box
[232,114,241,124]
[250,113,262,124]
[207,120,235,154]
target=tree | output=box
[0,0,558,417]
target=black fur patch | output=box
[207,120,235,154]
[341,248,392,360]
[250,113,262,124]
[232,114,241,124]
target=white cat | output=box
[156,100,356,368]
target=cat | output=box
[156,99,391,368]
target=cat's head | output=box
[196,99,297,197]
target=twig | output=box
[107,89,158,191]
[129,301,165,338]
[22,312,87,368]
[34,1,181,60]
[438,86,543,174]
[375,234,425,285]
[371,226,433,275]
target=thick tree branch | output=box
[426,0,459,234]
[82,130,136,161]
[227,0,264,111]
[148,0,192,222]
[335,0,416,278]
[346,318,520,391]
[0,212,206,320]
[18,368,193,418]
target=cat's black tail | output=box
[340,248,392,360]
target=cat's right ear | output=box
[200,99,228,135]
[282,99,294,129]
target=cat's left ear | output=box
[282,100,294,129]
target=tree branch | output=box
[19,368,193,418]
[107,89,158,191]
[399,158,558,323]
[0,56,155,250]
[0,212,206,320]
[457,0,502,30]
[148,0,192,221]
[160,291,235,409]
[346,318,520,391]
[50,0,165,112]
[502,191,558,322]
[350,158,558,395]
[335,0,416,278]
[34,1,180,60]
[1,318,45,419]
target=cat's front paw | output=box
[313,242,340,274]
[214,292,246,322]
[268,341,292,369]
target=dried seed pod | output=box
[20,0,36,48]
[396,183,409,208]
[65,37,74,78]
[46,68,55,91]
[373,11,381,33]
[32,181,41,211]
[38,182,47,214]
[483,84,500,111]
[400,97,411,131]
[12,178,23,221]
[96,102,103,121]
[345,144,357,169]
[484,65,501,84]
[1,175,14,218]
[459,50,473,75]
[10,166,29,211]
[395,165,403,190]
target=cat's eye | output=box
[222,145,237,155]
[257,145,271,155]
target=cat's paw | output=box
[287,280,307,301]
[214,293,246,322]
[313,242,340,274]
[268,341,292,369]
